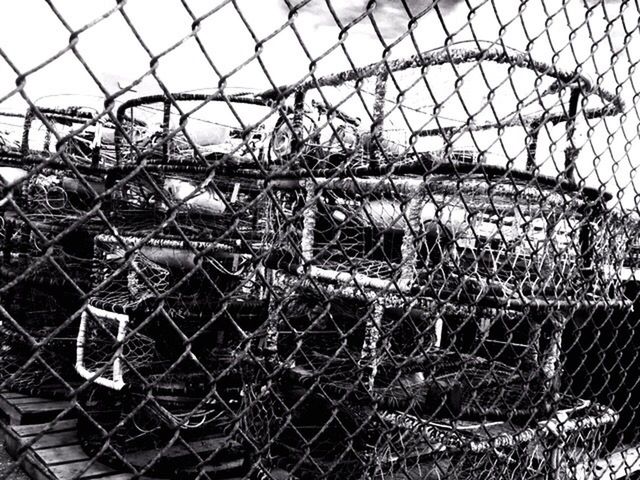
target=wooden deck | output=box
[4,419,132,480]
[3,418,248,480]
[0,390,247,479]
[0,391,128,480]
[4,390,636,479]
[0,392,74,426]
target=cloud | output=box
[298,0,463,36]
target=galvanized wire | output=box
[0,1,639,479]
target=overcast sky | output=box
[0,0,638,208]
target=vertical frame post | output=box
[564,86,582,182]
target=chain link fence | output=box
[0,0,639,478]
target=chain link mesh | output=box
[1,1,639,478]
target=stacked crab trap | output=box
[0,103,110,397]
[237,47,628,479]
[73,93,276,474]
[3,47,624,479]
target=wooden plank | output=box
[13,420,77,438]
[16,401,73,414]
[0,391,74,425]
[1,392,30,399]
[11,398,58,406]
[31,431,78,449]
[15,401,75,426]
[36,445,90,465]
[5,431,83,471]
[122,435,235,466]
[16,400,72,411]
[593,445,640,480]
[0,393,23,424]
[15,450,52,480]
[49,460,121,480]
[5,420,78,456]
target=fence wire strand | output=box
[1,0,640,479]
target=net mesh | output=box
[266,174,615,306]
[0,285,78,397]
[0,1,639,479]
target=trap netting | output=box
[1,1,640,479]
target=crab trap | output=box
[0,103,110,287]
[265,172,625,310]
[241,352,618,479]
[233,46,631,478]
[104,167,271,249]
[0,284,80,398]
[20,103,136,171]
[0,41,630,479]
[0,196,95,398]
[73,233,266,475]
[0,162,99,294]
[260,46,627,309]
[369,398,617,480]
[114,92,275,168]
[0,158,96,397]
[0,106,109,399]
[0,100,137,175]
[239,281,621,478]
[99,92,285,252]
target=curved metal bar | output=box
[260,46,623,115]
[114,92,268,166]
[18,105,143,172]
[255,46,625,187]
[263,162,612,201]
